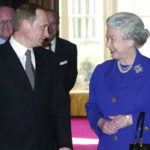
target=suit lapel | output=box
[33,48,47,93]
[0,42,33,91]
[0,42,49,93]
[55,37,62,55]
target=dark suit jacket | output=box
[55,37,77,93]
[0,41,72,150]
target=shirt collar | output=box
[0,38,5,44]
[50,37,56,52]
[9,36,34,58]
[51,37,56,45]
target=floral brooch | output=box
[133,64,143,73]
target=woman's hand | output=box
[97,118,118,135]
[109,114,133,130]
[97,114,133,135]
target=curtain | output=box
[29,0,59,10]
[103,0,118,60]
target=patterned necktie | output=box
[25,49,35,89]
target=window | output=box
[59,0,104,92]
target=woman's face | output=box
[106,27,132,60]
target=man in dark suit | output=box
[45,9,78,113]
[0,3,72,150]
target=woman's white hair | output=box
[106,12,150,49]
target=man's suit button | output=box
[112,97,116,103]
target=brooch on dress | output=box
[133,64,143,73]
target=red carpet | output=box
[71,117,98,150]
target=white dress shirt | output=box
[50,37,56,52]
[9,36,36,70]
[45,37,56,53]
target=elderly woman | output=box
[85,12,150,150]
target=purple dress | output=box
[85,50,150,150]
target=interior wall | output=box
[0,0,29,9]
[0,0,59,11]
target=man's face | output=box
[27,9,49,47]
[0,7,14,40]
[47,12,59,41]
